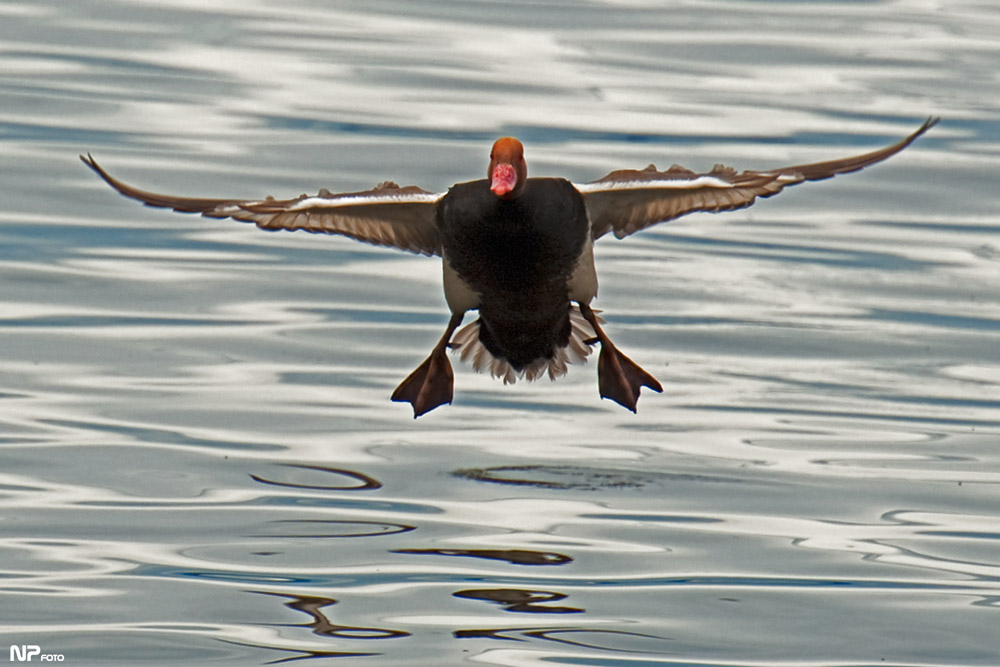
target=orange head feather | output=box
[488,137,527,199]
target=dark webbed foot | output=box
[391,348,454,417]
[596,344,662,412]
[578,303,662,412]
[391,312,464,418]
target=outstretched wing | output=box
[80,155,445,256]
[578,117,938,240]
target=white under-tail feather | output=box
[450,305,603,384]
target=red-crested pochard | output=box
[81,117,938,417]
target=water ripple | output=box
[2,0,999,664]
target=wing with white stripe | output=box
[579,117,938,240]
[81,155,444,256]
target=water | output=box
[2,1,999,665]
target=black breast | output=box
[437,178,589,369]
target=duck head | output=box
[488,137,526,199]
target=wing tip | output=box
[909,115,940,143]
[79,152,103,176]
[79,152,129,195]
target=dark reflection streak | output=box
[266,652,373,665]
[454,628,525,642]
[250,464,382,491]
[393,548,571,565]
[864,538,1000,578]
[525,628,666,650]
[454,464,747,490]
[454,465,652,490]
[454,466,569,489]
[454,627,667,651]
[254,519,415,539]
[920,531,1000,540]
[215,639,376,664]
[971,596,1000,609]
[454,588,583,614]
[254,592,410,640]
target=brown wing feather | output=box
[582,117,938,240]
[80,154,443,256]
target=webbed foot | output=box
[596,343,662,412]
[391,347,454,417]
[391,311,464,418]
[578,302,662,412]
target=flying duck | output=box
[81,117,938,417]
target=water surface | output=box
[1,1,999,665]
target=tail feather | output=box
[451,305,603,384]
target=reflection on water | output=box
[261,592,409,640]
[453,589,584,614]
[453,626,668,652]
[2,0,1000,664]
[255,520,415,539]
[453,464,748,490]
[393,548,573,565]
[250,465,383,491]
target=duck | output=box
[81,116,938,417]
